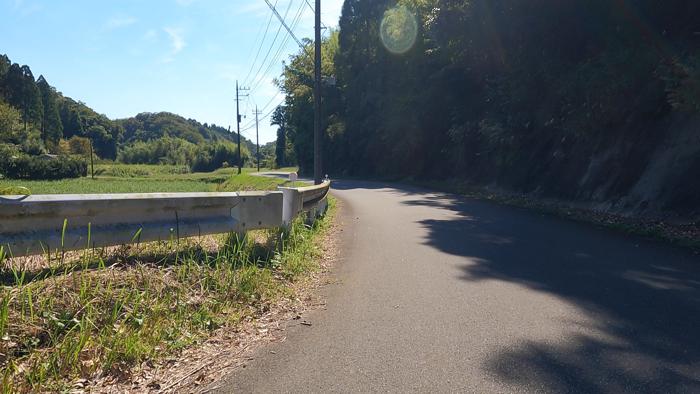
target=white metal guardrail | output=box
[279,180,331,226]
[0,181,331,257]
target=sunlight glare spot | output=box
[380,6,418,55]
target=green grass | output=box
[0,164,303,194]
[0,163,326,392]
[0,198,335,392]
[93,163,191,178]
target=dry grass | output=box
[0,198,335,393]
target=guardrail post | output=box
[281,188,303,227]
[279,180,330,227]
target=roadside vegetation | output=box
[0,195,334,392]
[276,0,700,220]
[0,164,300,195]
[1,54,285,183]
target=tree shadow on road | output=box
[404,194,700,393]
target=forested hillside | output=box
[277,0,700,218]
[0,54,253,178]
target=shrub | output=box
[0,152,87,180]
[118,137,197,165]
[68,136,93,155]
[190,142,245,172]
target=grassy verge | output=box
[0,198,335,392]
[0,164,303,194]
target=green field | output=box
[0,164,301,194]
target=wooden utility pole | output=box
[254,106,263,172]
[313,0,322,184]
[235,80,249,174]
[227,125,233,166]
[89,139,95,179]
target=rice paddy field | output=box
[0,164,302,194]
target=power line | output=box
[304,0,327,30]
[304,0,313,13]
[243,92,284,131]
[241,90,283,130]
[242,0,278,87]
[241,101,282,132]
[264,0,304,48]
[249,0,307,93]
[245,0,295,92]
[260,91,283,113]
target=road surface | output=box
[214,180,700,393]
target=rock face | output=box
[521,114,700,221]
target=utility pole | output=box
[89,139,95,179]
[254,106,263,172]
[313,0,322,184]
[235,80,249,174]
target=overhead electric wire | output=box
[242,0,278,87]
[245,0,295,92]
[303,0,327,30]
[260,91,284,113]
[249,0,307,93]
[240,93,282,131]
[239,0,316,137]
[240,101,283,132]
[264,0,304,48]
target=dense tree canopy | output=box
[279,0,700,213]
[36,75,63,147]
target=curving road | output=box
[214,180,700,393]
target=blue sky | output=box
[0,0,344,143]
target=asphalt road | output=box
[213,180,700,393]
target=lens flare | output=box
[380,6,418,55]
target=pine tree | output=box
[37,75,64,146]
[272,105,287,168]
[20,66,43,131]
[5,64,43,131]
[0,54,11,99]
[58,98,84,138]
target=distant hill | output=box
[116,112,239,145]
[1,53,254,170]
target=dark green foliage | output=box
[279,0,700,214]
[117,112,233,145]
[0,145,87,180]
[278,32,341,175]
[56,97,121,159]
[118,136,197,165]
[272,105,289,168]
[58,98,83,138]
[2,63,43,131]
[0,55,10,97]
[116,112,256,171]
[36,75,64,146]
[260,141,277,169]
[191,141,247,173]
[275,126,287,168]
